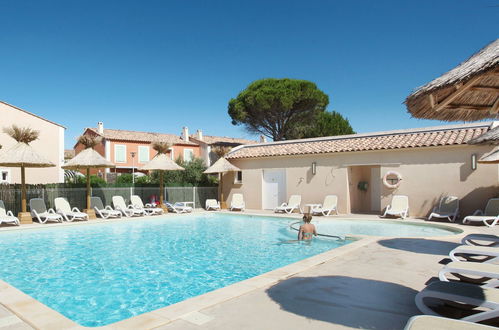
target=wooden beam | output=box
[428,94,435,108]
[434,75,483,111]
[470,86,499,93]
[491,97,499,114]
[447,104,491,110]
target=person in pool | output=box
[298,214,317,240]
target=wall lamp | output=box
[471,154,477,171]
[312,162,317,175]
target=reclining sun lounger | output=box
[450,245,499,263]
[382,195,409,219]
[91,197,121,219]
[274,195,302,214]
[311,195,338,216]
[427,196,459,222]
[462,234,499,247]
[415,281,499,323]
[54,197,89,222]
[230,193,245,211]
[165,202,192,213]
[404,315,496,330]
[112,196,146,217]
[205,199,220,211]
[29,198,63,224]
[439,261,499,288]
[0,200,19,226]
[131,195,163,215]
[463,198,499,227]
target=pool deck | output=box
[0,210,498,330]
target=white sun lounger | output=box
[311,195,338,216]
[230,193,245,211]
[0,200,19,226]
[382,195,409,219]
[91,197,121,219]
[205,199,220,211]
[450,245,499,263]
[462,234,499,247]
[112,196,146,217]
[428,196,459,222]
[415,281,499,323]
[274,195,302,214]
[439,261,499,288]
[463,198,499,227]
[54,197,89,222]
[131,195,163,215]
[29,198,63,224]
[404,315,496,330]
[165,202,192,213]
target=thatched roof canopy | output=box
[141,153,184,171]
[478,148,499,164]
[0,143,55,168]
[468,125,499,145]
[405,39,499,121]
[204,157,240,174]
[62,148,115,169]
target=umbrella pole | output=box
[160,171,167,212]
[84,168,97,219]
[18,165,32,224]
[220,172,226,209]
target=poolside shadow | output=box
[378,238,460,256]
[266,276,419,330]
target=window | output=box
[138,146,149,163]
[0,169,10,183]
[183,149,194,162]
[234,171,243,184]
[115,145,127,163]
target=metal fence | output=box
[0,185,218,214]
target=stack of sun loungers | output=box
[412,233,499,327]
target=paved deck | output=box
[0,211,498,330]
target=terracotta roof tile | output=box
[87,128,198,146]
[226,123,491,159]
[190,135,257,145]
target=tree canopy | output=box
[228,78,329,141]
[285,111,355,139]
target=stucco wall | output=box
[0,102,64,184]
[224,144,498,218]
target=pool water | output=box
[299,219,462,237]
[0,214,349,327]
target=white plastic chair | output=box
[0,200,19,226]
[230,193,245,211]
[382,195,409,219]
[54,197,89,222]
[131,195,163,215]
[205,199,220,211]
[428,196,459,222]
[91,197,121,219]
[463,198,499,227]
[29,198,63,224]
[165,202,192,213]
[112,196,146,217]
[311,195,338,216]
[274,195,302,214]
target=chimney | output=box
[181,127,189,142]
[97,122,104,134]
[196,129,203,141]
[259,135,267,143]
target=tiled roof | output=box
[226,123,491,159]
[87,128,198,146]
[190,135,257,145]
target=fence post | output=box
[193,187,196,207]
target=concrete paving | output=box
[0,212,498,329]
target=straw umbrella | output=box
[62,135,114,219]
[0,125,55,224]
[405,39,499,121]
[203,156,240,209]
[141,142,184,211]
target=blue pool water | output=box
[291,219,462,237]
[0,214,349,327]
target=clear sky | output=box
[0,0,497,148]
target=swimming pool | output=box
[0,214,349,327]
[290,219,462,237]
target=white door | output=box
[262,170,286,209]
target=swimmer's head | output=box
[302,214,312,223]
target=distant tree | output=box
[228,78,329,141]
[285,111,355,139]
[75,174,106,186]
[150,157,216,186]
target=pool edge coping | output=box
[0,211,468,329]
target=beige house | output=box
[0,101,65,183]
[224,122,499,218]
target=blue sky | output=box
[0,0,497,148]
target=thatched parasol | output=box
[141,142,184,211]
[468,125,499,145]
[204,157,240,209]
[63,135,114,219]
[405,39,499,121]
[0,125,55,223]
[478,149,499,164]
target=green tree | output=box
[228,78,329,141]
[150,157,216,186]
[285,111,355,139]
